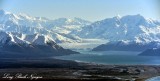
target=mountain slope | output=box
[0,31,79,58]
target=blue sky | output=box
[0,0,159,21]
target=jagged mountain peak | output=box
[0,10,90,28]
[18,13,36,20]
[0,31,29,45]
[0,10,48,22]
[31,34,55,45]
[99,14,146,25]
[0,31,56,46]
[113,15,121,20]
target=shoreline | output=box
[0,58,160,81]
[54,57,160,66]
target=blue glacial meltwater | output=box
[54,50,160,65]
[145,76,160,81]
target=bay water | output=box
[55,50,160,65]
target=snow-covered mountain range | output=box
[1,9,160,56]
[0,9,91,43]
[72,14,160,43]
[2,9,160,44]
[69,14,160,54]
[0,31,79,58]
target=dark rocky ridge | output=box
[0,31,79,58]
[0,44,79,58]
[139,48,160,56]
[92,41,159,52]
[0,36,79,58]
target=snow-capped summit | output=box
[0,31,56,46]
[0,9,91,30]
[31,34,55,45]
[51,17,91,26]
[121,14,146,26]
[49,17,91,34]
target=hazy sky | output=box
[0,0,159,21]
